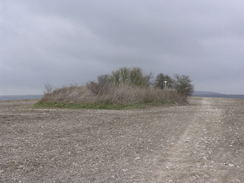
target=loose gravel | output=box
[0,97,244,182]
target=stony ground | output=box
[0,97,244,183]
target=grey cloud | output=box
[0,0,244,94]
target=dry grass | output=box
[96,84,184,105]
[40,86,96,104]
[39,84,185,109]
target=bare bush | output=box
[86,81,100,95]
[86,75,111,95]
[44,84,53,94]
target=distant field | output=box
[193,91,244,99]
[0,95,42,101]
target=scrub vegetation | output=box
[36,67,193,109]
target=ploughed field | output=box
[1,97,244,183]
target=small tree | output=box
[154,73,173,89]
[110,67,151,87]
[111,67,130,85]
[129,67,151,87]
[44,84,53,94]
[173,74,193,96]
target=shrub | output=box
[86,81,100,95]
[87,74,111,95]
[129,68,151,87]
[173,74,194,96]
[110,67,151,87]
[87,67,152,96]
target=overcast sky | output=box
[1,0,244,95]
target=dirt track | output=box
[1,97,244,183]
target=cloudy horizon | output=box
[1,0,244,95]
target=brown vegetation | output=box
[40,84,184,106]
[39,67,192,108]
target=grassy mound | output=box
[36,67,191,110]
[36,84,185,110]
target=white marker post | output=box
[164,80,168,89]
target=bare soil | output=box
[1,97,244,183]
